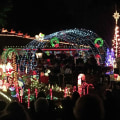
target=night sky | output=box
[2,0,120,48]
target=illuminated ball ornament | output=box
[94,38,104,48]
[50,37,59,47]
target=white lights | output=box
[36,53,43,59]
[0,91,12,102]
[35,33,45,42]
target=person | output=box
[34,97,49,120]
[0,101,31,120]
[0,101,7,116]
[71,91,80,107]
[61,96,75,120]
[73,94,105,120]
[64,64,73,84]
[37,90,46,99]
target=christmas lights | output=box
[23,28,108,70]
[112,10,120,58]
[105,48,115,67]
[0,91,12,102]
[94,38,104,48]
[77,74,82,96]
[50,37,59,47]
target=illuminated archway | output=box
[20,28,108,72]
[26,28,108,58]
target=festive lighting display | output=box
[0,28,107,103]
[2,28,8,33]
[35,33,45,42]
[50,37,59,47]
[113,10,120,25]
[0,28,35,40]
[105,48,115,68]
[87,84,94,94]
[112,10,120,58]
[50,88,52,100]
[112,26,120,58]
[27,88,30,109]
[21,28,108,72]
[0,91,12,102]
[64,87,68,97]
[94,38,104,48]
[77,74,82,96]
[35,88,38,98]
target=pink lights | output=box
[41,48,89,51]
[27,89,30,109]
[50,88,52,100]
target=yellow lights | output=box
[36,53,43,59]
[112,25,120,58]
[35,33,45,41]
[1,28,8,33]
[113,10,120,25]
[112,10,120,58]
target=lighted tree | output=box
[112,10,120,58]
[105,48,115,67]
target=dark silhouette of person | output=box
[73,94,105,120]
[0,101,31,120]
[34,97,49,120]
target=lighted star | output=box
[113,10,120,24]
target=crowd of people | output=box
[38,51,110,87]
[0,88,120,120]
[0,51,120,120]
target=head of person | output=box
[34,97,49,114]
[73,94,105,120]
[0,101,31,120]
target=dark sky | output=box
[3,0,120,47]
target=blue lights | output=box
[20,28,108,72]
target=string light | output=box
[0,91,12,102]
[27,88,30,109]
[23,28,107,72]
[112,10,120,58]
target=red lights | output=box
[41,48,89,51]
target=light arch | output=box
[25,28,108,63]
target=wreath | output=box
[94,38,103,48]
[50,37,59,47]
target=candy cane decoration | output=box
[73,86,77,92]
[35,88,37,98]
[64,87,68,98]
[16,87,20,102]
[78,74,82,97]
[87,84,94,94]
[50,88,52,100]
[20,88,23,103]
[28,89,30,109]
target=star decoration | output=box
[113,10,120,24]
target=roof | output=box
[0,34,34,54]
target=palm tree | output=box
[1,48,19,87]
[1,48,28,86]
